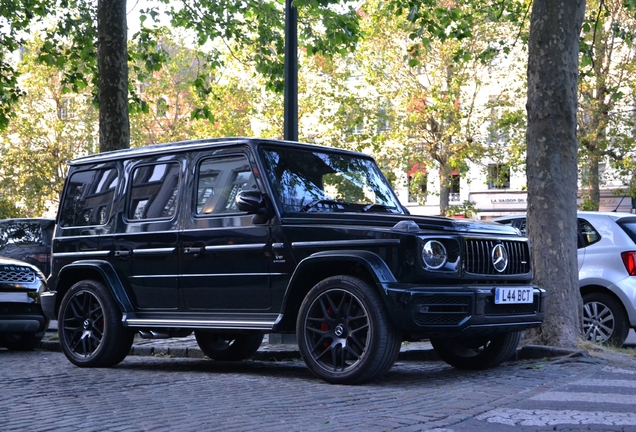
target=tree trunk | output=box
[98,0,130,152]
[439,163,451,215]
[526,0,586,347]
[588,151,601,209]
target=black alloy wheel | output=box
[58,280,134,367]
[430,331,522,370]
[297,276,401,385]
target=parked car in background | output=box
[42,137,546,384]
[493,211,636,346]
[0,218,55,276]
[0,257,49,350]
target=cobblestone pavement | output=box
[2,339,636,432]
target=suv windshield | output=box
[260,147,404,215]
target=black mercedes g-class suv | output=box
[42,138,545,384]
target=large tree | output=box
[525,0,586,347]
[302,0,495,215]
[97,0,129,152]
[388,0,586,347]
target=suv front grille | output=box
[0,266,36,283]
[464,239,530,275]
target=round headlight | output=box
[422,240,447,270]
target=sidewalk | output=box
[40,327,598,363]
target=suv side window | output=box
[59,168,118,227]
[578,218,601,247]
[196,155,255,215]
[128,162,180,220]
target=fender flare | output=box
[273,250,397,332]
[56,260,134,312]
[291,249,397,285]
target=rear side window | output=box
[578,219,601,247]
[128,162,181,220]
[59,168,118,227]
[616,217,636,245]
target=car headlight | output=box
[422,240,447,270]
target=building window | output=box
[377,105,390,132]
[408,163,427,203]
[156,98,168,117]
[487,163,510,189]
[58,98,73,120]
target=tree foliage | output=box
[129,34,255,146]
[0,40,98,216]
[577,0,636,209]
[0,0,53,129]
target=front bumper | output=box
[0,302,48,334]
[382,284,546,340]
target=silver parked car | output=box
[493,211,636,346]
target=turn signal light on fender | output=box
[620,251,636,276]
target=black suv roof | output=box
[69,137,371,166]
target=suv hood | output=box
[283,213,523,237]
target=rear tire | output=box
[430,331,521,370]
[194,331,264,361]
[296,275,401,384]
[0,332,44,351]
[58,280,134,367]
[583,292,629,346]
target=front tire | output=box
[297,276,401,385]
[583,292,629,346]
[58,280,134,367]
[430,331,521,370]
[194,331,264,361]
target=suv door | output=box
[53,166,119,285]
[179,150,272,311]
[111,158,183,310]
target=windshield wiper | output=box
[362,203,395,213]
[301,199,346,212]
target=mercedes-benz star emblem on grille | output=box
[491,244,509,273]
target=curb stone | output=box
[40,333,595,363]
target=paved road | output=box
[2,344,636,431]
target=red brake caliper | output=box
[322,307,333,348]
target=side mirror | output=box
[236,190,266,213]
[236,190,273,224]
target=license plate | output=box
[0,292,29,303]
[494,287,533,304]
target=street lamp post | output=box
[284,0,298,142]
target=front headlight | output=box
[422,240,447,269]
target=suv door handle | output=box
[114,250,130,258]
[183,247,203,256]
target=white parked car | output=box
[493,211,636,346]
